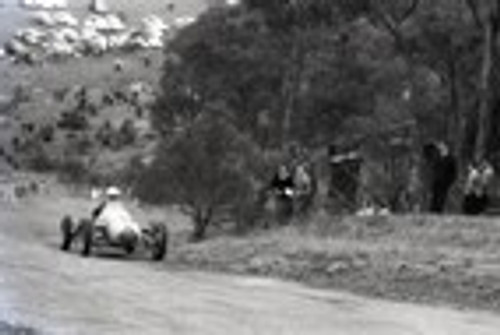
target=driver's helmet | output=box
[105,186,122,199]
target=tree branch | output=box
[464,0,484,28]
[367,0,421,50]
[370,0,421,29]
[369,5,404,49]
[494,1,500,34]
[398,0,421,25]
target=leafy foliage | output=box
[136,114,265,240]
[145,0,500,220]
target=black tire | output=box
[124,244,136,255]
[80,219,94,257]
[120,229,139,255]
[149,222,168,261]
[60,215,74,251]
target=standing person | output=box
[328,143,361,212]
[462,160,495,215]
[268,165,295,224]
[423,141,458,213]
[293,163,315,215]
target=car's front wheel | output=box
[79,219,94,257]
[60,215,74,251]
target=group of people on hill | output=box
[263,139,499,223]
[324,140,497,216]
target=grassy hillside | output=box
[0,48,163,177]
[0,0,192,176]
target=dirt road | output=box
[0,193,499,335]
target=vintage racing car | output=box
[59,215,168,261]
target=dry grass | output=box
[0,0,208,165]
[169,213,500,312]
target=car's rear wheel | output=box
[60,215,74,251]
[149,222,168,261]
[80,219,94,257]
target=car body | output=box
[60,215,168,261]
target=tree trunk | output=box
[281,33,306,149]
[475,18,494,161]
[190,207,213,242]
[447,59,459,151]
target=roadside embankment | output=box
[169,213,500,313]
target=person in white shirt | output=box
[462,160,495,215]
[92,186,141,242]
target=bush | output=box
[56,158,90,184]
[135,115,265,241]
[96,120,126,150]
[12,84,31,104]
[57,111,89,131]
[118,119,137,147]
[26,149,55,172]
[38,124,55,143]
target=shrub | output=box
[118,119,137,147]
[12,84,31,104]
[38,124,55,143]
[56,158,90,184]
[135,115,265,241]
[26,149,55,172]
[96,120,115,148]
[57,111,89,131]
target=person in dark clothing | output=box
[270,165,294,197]
[423,141,458,213]
[328,143,361,212]
[268,165,295,224]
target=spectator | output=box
[462,160,495,215]
[270,165,294,197]
[293,163,315,214]
[294,164,312,196]
[268,165,295,224]
[328,143,361,211]
[423,141,457,213]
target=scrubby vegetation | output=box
[119,3,500,311]
[135,114,268,241]
[5,1,500,236]
[131,0,500,235]
[169,214,500,312]
[0,49,161,184]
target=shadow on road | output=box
[52,242,151,263]
[0,321,39,335]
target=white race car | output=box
[60,215,168,261]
